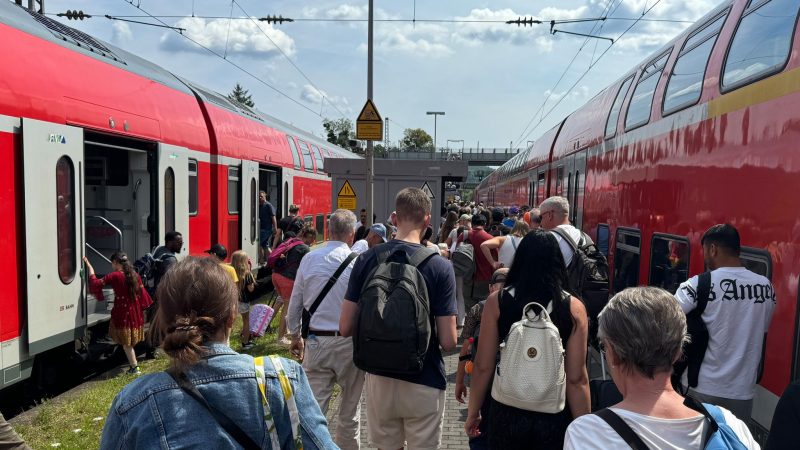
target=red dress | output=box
[89,271,153,346]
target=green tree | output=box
[322,118,355,149]
[228,82,255,107]
[400,128,433,151]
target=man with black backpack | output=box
[340,187,457,450]
[272,204,304,248]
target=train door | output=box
[158,144,190,252]
[240,160,259,263]
[22,118,86,354]
[572,150,587,229]
[535,168,547,206]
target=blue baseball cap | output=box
[369,223,388,242]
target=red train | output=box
[476,0,800,437]
[0,4,358,392]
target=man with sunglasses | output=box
[539,196,581,266]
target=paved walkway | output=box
[325,345,470,449]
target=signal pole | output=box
[365,0,374,227]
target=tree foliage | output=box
[322,118,356,150]
[228,82,255,107]
[400,128,433,151]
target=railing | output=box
[380,148,519,161]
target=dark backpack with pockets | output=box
[134,246,170,296]
[451,231,475,279]
[550,227,610,344]
[353,247,437,375]
[672,271,712,393]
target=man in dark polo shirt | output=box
[340,187,457,450]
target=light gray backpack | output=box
[451,230,475,278]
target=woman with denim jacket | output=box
[100,257,337,450]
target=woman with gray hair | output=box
[564,287,758,449]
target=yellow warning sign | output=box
[356,99,383,141]
[337,180,357,210]
[338,180,356,197]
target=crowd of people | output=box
[4,189,800,450]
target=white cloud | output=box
[111,21,132,44]
[160,17,295,57]
[300,84,352,114]
[543,85,590,101]
[301,7,318,18]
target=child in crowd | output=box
[231,250,256,350]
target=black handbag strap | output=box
[306,252,357,319]
[595,408,650,450]
[166,369,261,450]
[695,271,712,315]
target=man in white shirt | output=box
[287,209,364,450]
[674,223,776,422]
[351,223,387,255]
[539,196,582,265]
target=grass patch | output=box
[14,298,292,450]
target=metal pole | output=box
[365,0,374,227]
[433,115,437,153]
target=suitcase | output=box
[249,303,275,337]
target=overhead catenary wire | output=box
[117,0,325,118]
[516,0,665,147]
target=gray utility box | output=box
[326,158,468,233]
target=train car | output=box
[476,0,800,438]
[0,2,358,392]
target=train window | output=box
[315,214,324,243]
[165,168,176,234]
[299,141,314,173]
[663,12,728,114]
[286,136,301,170]
[556,166,564,196]
[740,247,772,279]
[649,234,690,293]
[625,50,671,130]
[605,76,634,139]
[228,166,239,215]
[56,156,76,284]
[311,145,324,172]
[597,224,610,258]
[723,0,800,91]
[250,178,257,243]
[188,159,198,216]
[614,228,641,293]
[536,172,546,205]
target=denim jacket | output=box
[100,343,337,449]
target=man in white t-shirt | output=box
[539,196,582,265]
[674,223,776,422]
[350,223,388,254]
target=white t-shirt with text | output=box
[564,406,759,450]
[674,266,776,400]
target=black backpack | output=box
[353,247,437,375]
[672,272,712,393]
[550,227,610,344]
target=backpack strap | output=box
[550,227,579,253]
[301,252,357,338]
[683,397,719,445]
[510,235,519,251]
[408,247,438,268]
[695,272,712,315]
[254,356,302,449]
[167,368,261,450]
[595,409,650,450]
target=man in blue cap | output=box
[351,223,388,254]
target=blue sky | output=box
[45,0,721,149]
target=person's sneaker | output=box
[242,341,255,350]
[127,366,141,375]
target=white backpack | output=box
[491,291,566,413]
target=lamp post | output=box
[426,111,445,152]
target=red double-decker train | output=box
[0,3,358,393]
[476,0,799,437]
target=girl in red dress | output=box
[84,252,152,374]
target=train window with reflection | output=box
[326,214,332,240]
[286,136,301,170]
[165,168,176,233]
[663,12,728,114]
[723,0,800,90]
[605,76,634,139]
[311,145,324,172]
[188,159,198,216]
[614,228,641,293]
[299,141,314,173]
[56,156,76,284]
[250,178,257,243]
[625,50,671,130]
[315,214,324,243]
[227,166,239,215]
[597,224,610,258]
[740,247,772,279]
[649,234,690,293]
[556,166,564,196]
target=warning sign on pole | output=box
[356,99,383,141]
[337,180,357,210]
[421,181,435,199]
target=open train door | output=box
[157,144,190,253]
[22,118,86,354]
[240,160,259,264]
